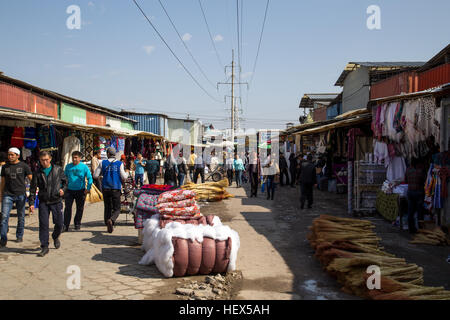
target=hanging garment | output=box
[380,103,388,137]
[84,133,94,162]
[118,138,125,153]
[62,135,81,169]
[347,128,363,160]
[402,99,422,158]
[10,127,24,148]
[386,156,406,182]
[417,96,436,139]
[23,127,37,150]
[38,125,56,150]
[374,140,390,167]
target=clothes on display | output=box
[372,97,439,161]
[386,156,406,182]
[62,135,81,169]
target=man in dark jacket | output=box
[279,154,289,186]
[29,151,67,257]
[288,153,297,188]
[299,154,317,209]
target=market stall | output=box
[369,87,450,229]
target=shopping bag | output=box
[261,181,266,193]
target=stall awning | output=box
[0,108,164,139]
[295,113,371,136]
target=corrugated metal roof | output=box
[335,62,425,86]
[417,44,450,72]
[0,74,137,123]
[299,93,340,109]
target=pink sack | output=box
[158,189,196,203]
[156,198,197,209]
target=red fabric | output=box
[10,127,24,148]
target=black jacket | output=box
[299,161,317,184]
[29,165,67,205]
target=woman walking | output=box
[233,154,245,188]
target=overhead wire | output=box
[249,0,270,86]
[157,0,217,89]
[198,0,224,71]
[131,0,222,104]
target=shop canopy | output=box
[0,108,163,139]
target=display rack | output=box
[354,161,386,212]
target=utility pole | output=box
[217,50,248,144]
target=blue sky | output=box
[0,0,449,130]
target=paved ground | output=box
[0,179,448,300]
[228,181,450,299]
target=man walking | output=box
[94,147,129,233]
[289,153,297,188]
[0,148,32,247]
[248,151,260,197]
[64,151,93,231]
[279,153,290,186]
[225,153,234,186]
[404,158,426,234]
[193,152,206,184]
[299,154,317,209]
[233,154,245,188]
[29,151,66,257]
[91,150,102,192]
[145,153,160,185]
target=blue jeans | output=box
[135,173,144,188]
[1,194,27,241]
[178,173,185,187]
[235,170,243,187]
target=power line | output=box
[249,0,270,86]
[157,0,217,89]
[198,0,223,70]
[132,0,222,104]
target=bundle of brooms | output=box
[86,184,103,203]
[308,214,450,300]
[410,228,450,246]
[181,178,234,202]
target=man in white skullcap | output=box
[0,148,32,247]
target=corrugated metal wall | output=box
[418,63,450,91]
[0,81,58,118]
[124,114,161,135]
[342,67,370,113]
[313,105,327,121]
[327,102,341,119]
[370,72,417,100]
[61,102,87,124]
[86,110,106,126]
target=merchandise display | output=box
[139,214,240,277]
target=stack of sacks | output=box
[133,190,161,230]
[157,189,202,223]
[139,214,240,277]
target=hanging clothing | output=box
[373,140,390,167]
[38,125,57,150]
[386,156,406,182]
[347,128,363,160]
[10,127,24,148]
[62,135,81,169]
